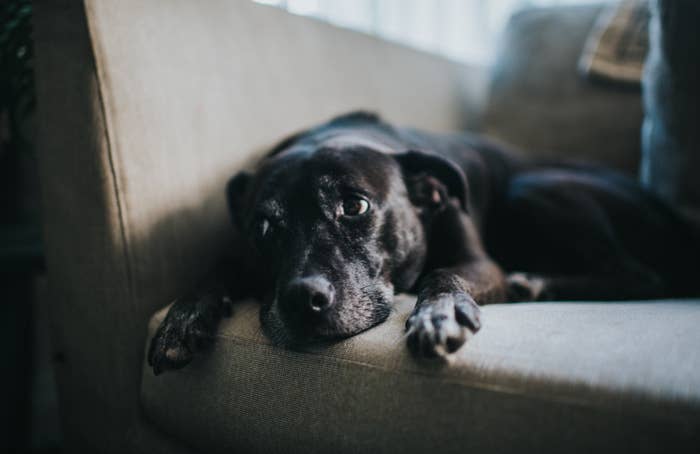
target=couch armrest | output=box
[34,1,486,451]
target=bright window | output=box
[253,0,614,65]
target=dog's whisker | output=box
[403,325,416,338]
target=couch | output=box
[34,1,700,453]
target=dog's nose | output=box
[285,276,335,313]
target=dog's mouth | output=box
[259,291,393,347]
[259,301,346,347]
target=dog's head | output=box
[227,113,467,345]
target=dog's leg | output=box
[406,201,507,358]
[148,249,264,375]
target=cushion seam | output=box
[82,0,137,310]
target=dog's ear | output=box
[326,111,381,127]
[267,130,305,157]
[394,150,469,212]
[226,171,253,230]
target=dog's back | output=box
[370,116,700,298]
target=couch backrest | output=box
[34,0,485,451]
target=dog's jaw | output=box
[260,282,394,347]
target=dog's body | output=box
[149,112,700,374]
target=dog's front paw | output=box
[148,297,222,375]
[405,292,481,359]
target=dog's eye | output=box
[340,196,370,217]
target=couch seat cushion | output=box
[141,296,700,453]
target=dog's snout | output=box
[285,276,335,314]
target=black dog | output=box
[149,112,700,374]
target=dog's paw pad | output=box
[405,293,481,359]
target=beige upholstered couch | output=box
[35,1,700,453]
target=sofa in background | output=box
[34,1,700,453]
[482,3,643,174]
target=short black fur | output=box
[148,111,700,374]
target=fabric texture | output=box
[33,0,484,452]
[641,0,700,221]
[579,0,649,86]
[142,297,700,454]
[482,5,643,174]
